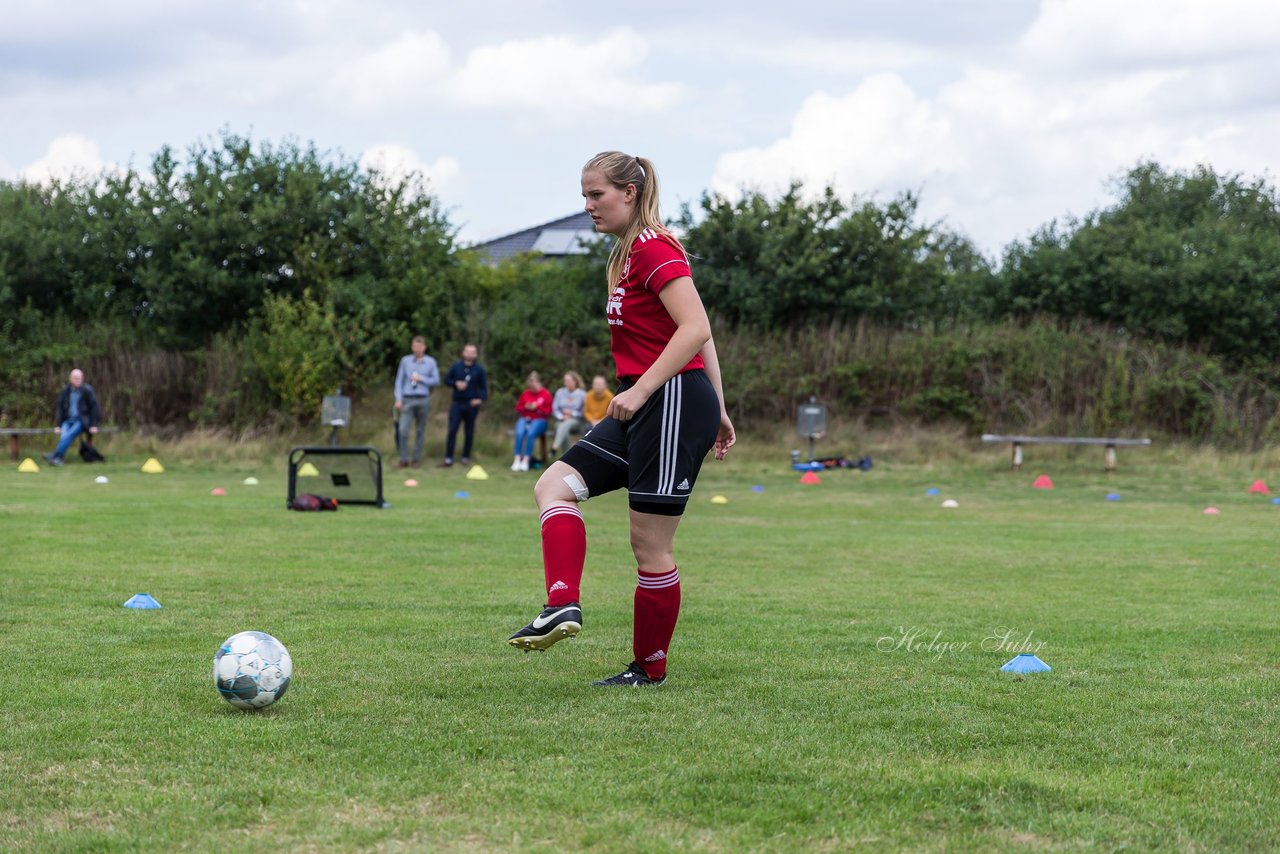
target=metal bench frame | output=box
[981,434,1152,472]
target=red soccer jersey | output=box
[607,227,705,379]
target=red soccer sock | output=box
[541,504,586,606]
[633,566,681,680]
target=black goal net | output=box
[287,446,387,508]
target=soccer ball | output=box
[214,631,293,709]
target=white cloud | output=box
[232,27,681,118]
[1019,0,1280,70]
[3,19,681,128]
[711,1,1280,255]
[18,134,117,185]
[451,29,683,115]
[712,74,959,199]
[327,31,452,112]
[729,38,934,75]
[359,143,459,192]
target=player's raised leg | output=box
[506,460,589,651]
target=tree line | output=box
[2,133,1277,442]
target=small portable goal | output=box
[287,446,388,508]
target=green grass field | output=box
[2,446,1277,852]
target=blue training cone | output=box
[454,491,470,499]
[926,487,940,496]
[1106,492,1121,501]
[1272,497,1280,505]
[752,485,765,493]
[122,593,162,609]
[1001,653,1051,673]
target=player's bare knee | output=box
[533,472,566,507]
[629,532,668,566]
[534,463,584,509]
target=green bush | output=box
[248,290,406,423]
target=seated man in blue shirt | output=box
[45,369,102,466]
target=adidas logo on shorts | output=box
[676,479,690,490]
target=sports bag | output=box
[288,493,339,511]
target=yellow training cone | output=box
[465,465,489,481]
[297,462,320,477]
[710,495,729,504]
[18,457,40,473]
[141,457,165,474]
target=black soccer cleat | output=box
[591,661,666,687]
[507,603,582,652]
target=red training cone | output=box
[1031,475,1054,489]
[799,471,822,485]
[1247,479,1270,495]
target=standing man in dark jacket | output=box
[440,343,488,467]
[45,369,102,466]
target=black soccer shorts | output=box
[560,369,721,516]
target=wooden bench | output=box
[1,427,120,461]
[982,434,1152,472]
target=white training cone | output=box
[941,499,959,508]
[95,475,109,484]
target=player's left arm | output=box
[607,277,710,422]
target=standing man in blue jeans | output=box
[394,336,439,468]
[440,343,488,467]
[44,368,102,466]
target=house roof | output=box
[470,211,602,264]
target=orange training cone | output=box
[799,471,822,485]
[1032,475,1054,489]
[1247,479,1270,495]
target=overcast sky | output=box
[3,0,1278,256]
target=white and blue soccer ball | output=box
[214,631,293,709]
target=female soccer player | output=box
[507,151,735,686]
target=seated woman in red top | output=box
[511,371,552,472]
[506,151,736,687]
